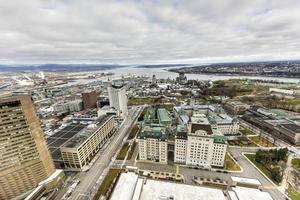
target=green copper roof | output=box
[139,126,168,141]
[157,108,171,124]
[213,134,226,144]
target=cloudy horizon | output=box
[0,0,300,64]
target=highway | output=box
[67,106,142,200]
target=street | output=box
[67,106,142,200]
[229,147,287,200]
[133,146,287,200]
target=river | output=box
[105,67,300,83]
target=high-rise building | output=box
[137,108,168,164]
[174,115,227,168]
[0,95,57,199]
[137,126,168,164]
[107,84,127,116]
[152,74,157,85]
[82,90,98,109]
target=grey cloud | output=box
[0,0,299,64]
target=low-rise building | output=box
[157,108,172,126]
[47,115,117,169]
[110,172,227,200]
[60,116,117,169]
[68,99,83,112]
[174,105,239,135]
[243,106,300,145]
[224,100,250,115]
[269,88,295,96]
[53,99,83,114]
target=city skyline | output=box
[0,0,300,64]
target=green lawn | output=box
[116,143,130,160]
[156,103,174,112]
[224,153,241,171]
[249,135,275,147]
[127,142,136,160]
[128,97,155,106]
[240,128,254,136]
[287,183,300,200]
[93,169,121,199]
[292,159,300,171]
[244,153,278,184]
[127,125,139,140]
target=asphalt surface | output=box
[134,146,287,200]
[67,106,142,200]
[229,147,287,200]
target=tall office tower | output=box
[152,74,157,85]
[0,95,56,199]
[82,90,98,109]
[107,84,127,116]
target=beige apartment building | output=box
[0,95,56,199]
[174,118,227,168]
[137,126,168,164]
[60,116,117,169]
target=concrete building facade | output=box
[174,119,227,168]
[0,95,56,199]
[137,126,168,164]
[60,116,117,169]
[174,105,239,135]
[108,84,127,117]
[82,90,98,109]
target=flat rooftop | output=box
[110,172,227,200]
[139,126,168,141]
[281,123,300,133]
[157,108,171,123]
[257,107,300,120]
[230,187,273,200]
[47,115,112,160]
[141,179,226,200]
[110,173,139,200]
[47,123,86,160]
[191,114,210,124]
[62,115,111,148]
[231,176,261,186]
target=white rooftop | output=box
[232,187,273,200]
[110,172,227,200]
[231,176,261,186]
[141,179,226,200]
[110,172,139,200]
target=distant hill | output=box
[169,60,300,78]
[135,64,190,68]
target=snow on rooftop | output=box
[232,187,273,200]
[231,176,261,186]
[110,172,139,200]
[141,179,226,200]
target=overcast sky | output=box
[0,0,300,64]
